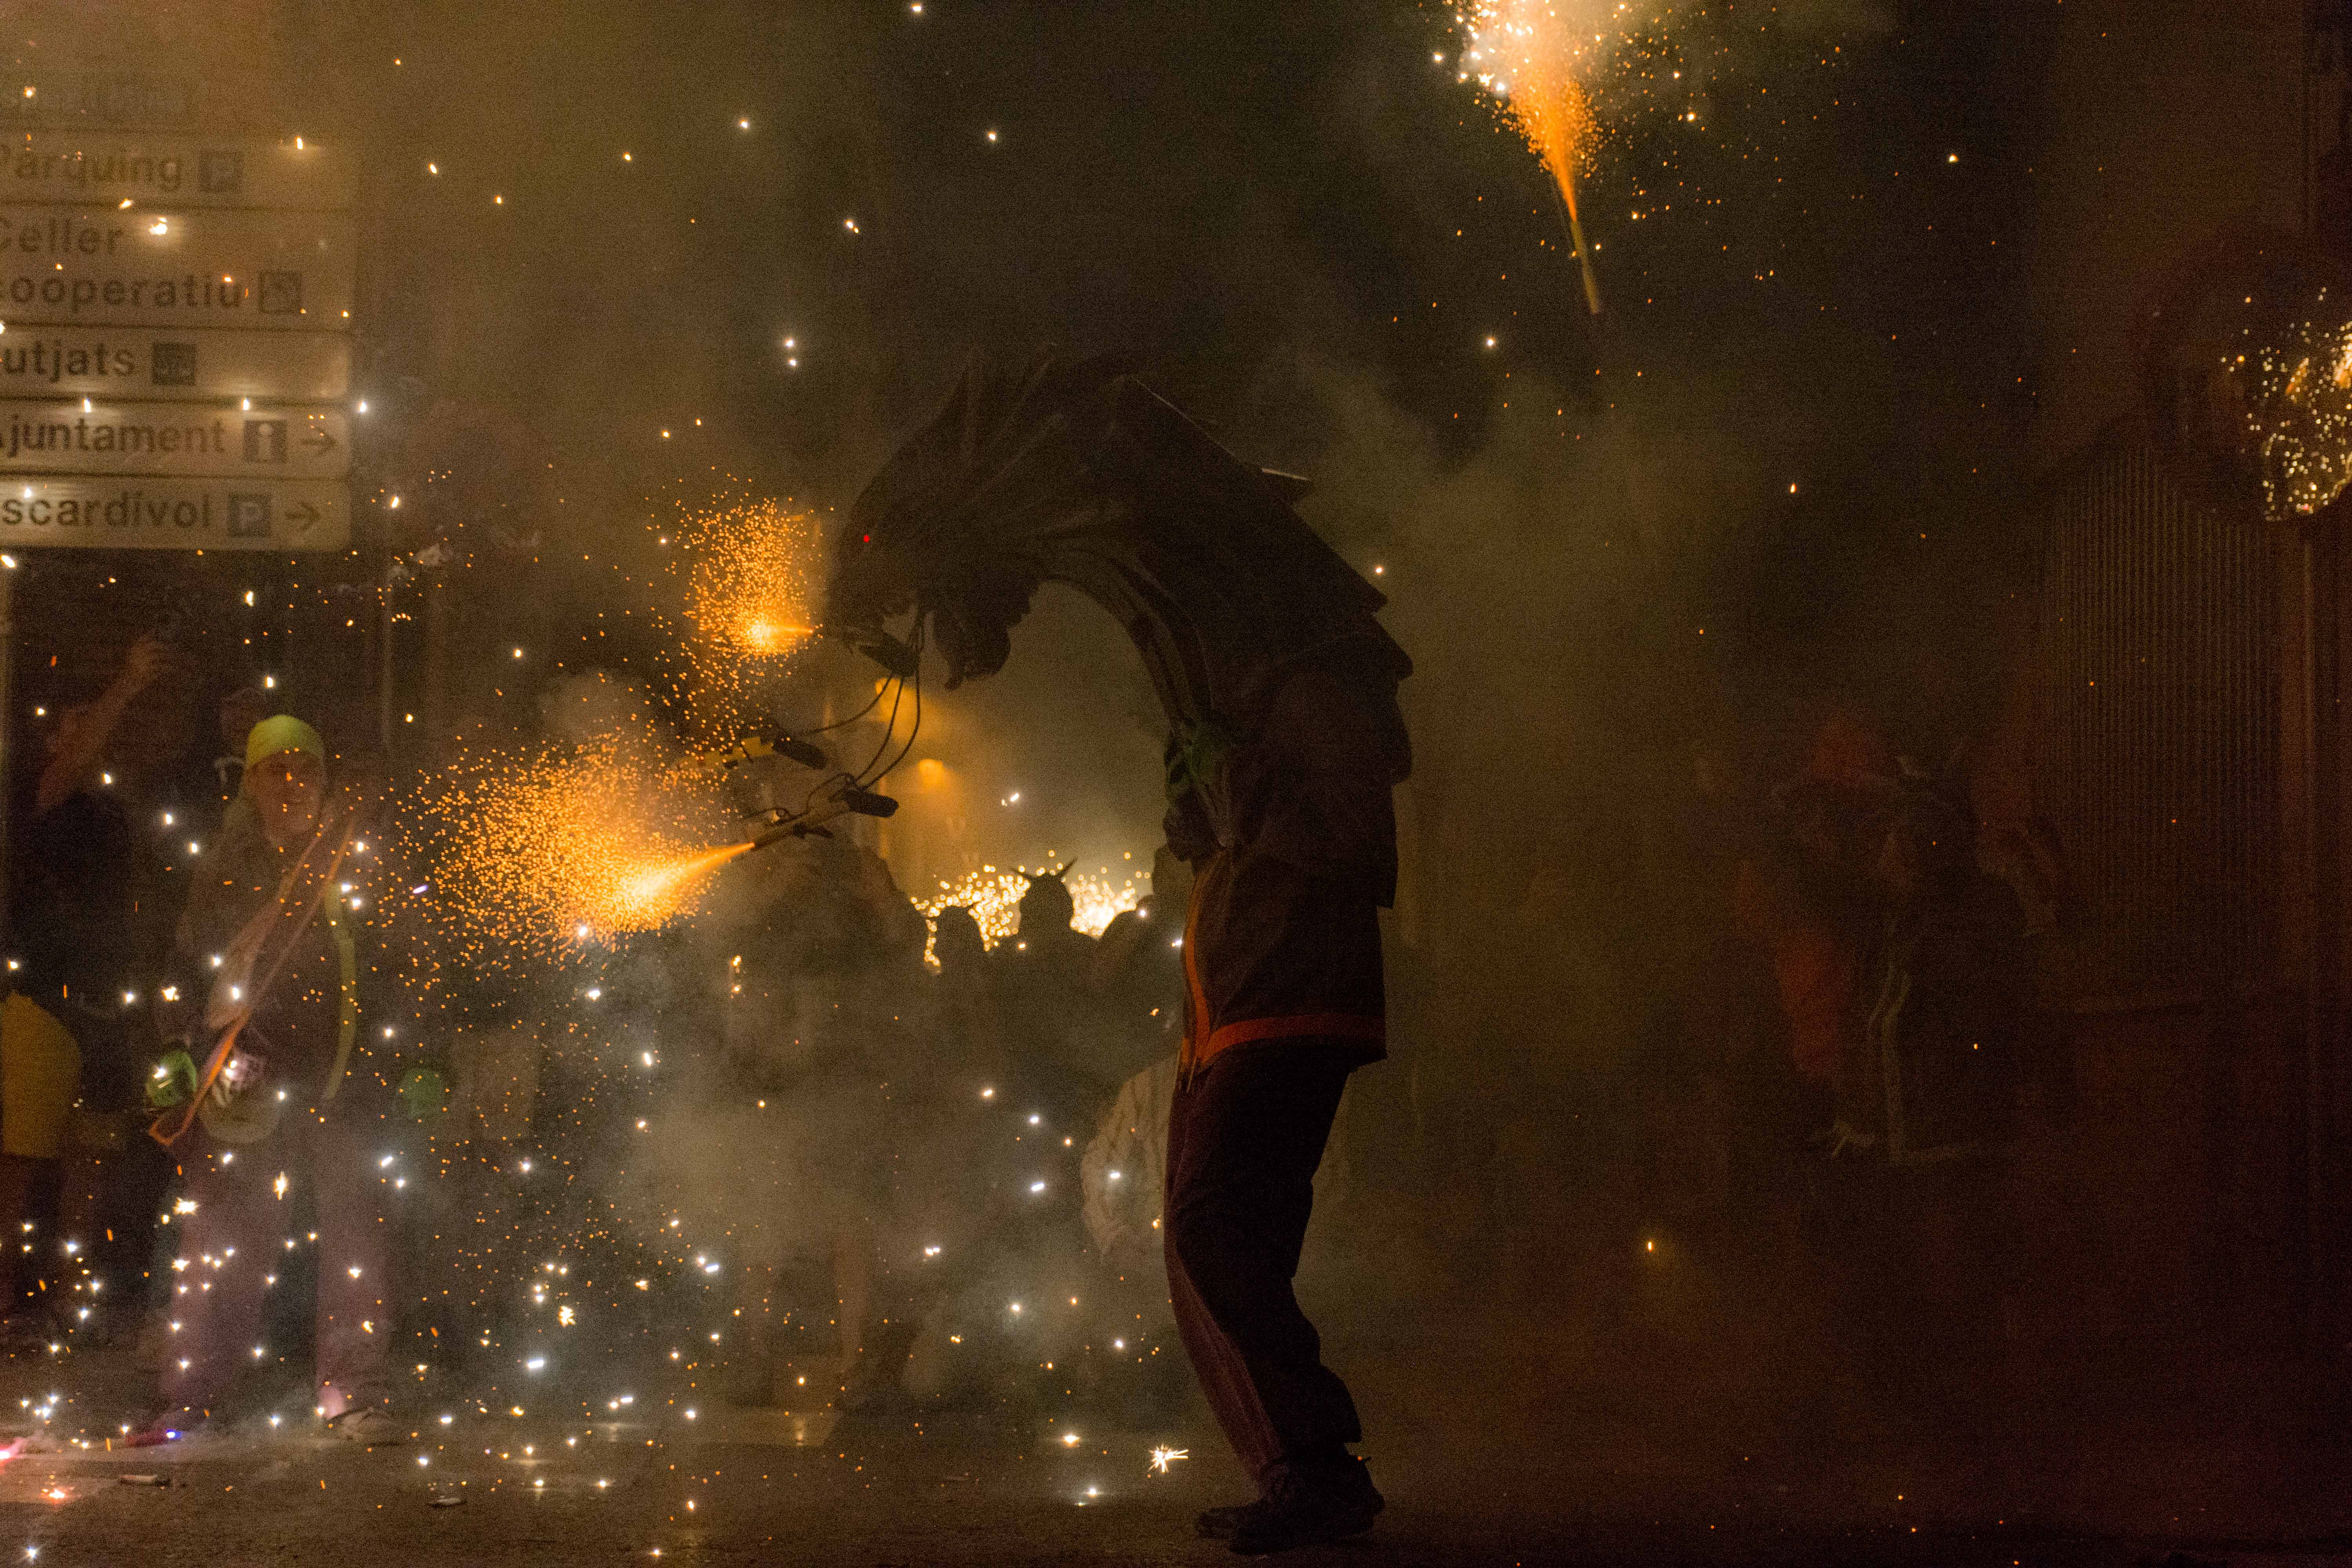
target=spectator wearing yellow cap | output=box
[145,715,396,1444]
[240,715,327,849]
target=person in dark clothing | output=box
[819,354,1413,1553]
[8,632,180,1332]
[996,869,1122,1120]
[1163,649,1406,1554]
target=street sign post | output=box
[0,206,356,330]
[0,477,347,551]
[0,134,360,931]
[0,135,354,210]
[0,136,354,557]
[0,402,347,479]
[0,327,350,403]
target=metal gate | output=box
[2037,436,2279,1001]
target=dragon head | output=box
[825,350,1122,687]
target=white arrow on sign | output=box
[0,402,349,479]
[0,477,348,551]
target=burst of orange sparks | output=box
[1462,1,1606,313]
[410,738,739,957]
[666,495,823,737]
[615,841,753,916]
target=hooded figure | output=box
[824,352,1404,1552]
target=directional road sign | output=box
[0,402,345,479]
[0,326,349,403]
[0,477,347,551]
[0,206,356,330]
[0,135,353,210]
[0,139,356,554]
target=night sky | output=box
[311,0,2069,871]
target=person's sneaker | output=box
[1195,1500,1260,1539]
[1227,1457,1382,1556]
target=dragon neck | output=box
[1036,526,1386,739]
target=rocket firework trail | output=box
[1458,0,1612,314]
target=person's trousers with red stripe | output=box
[1163,1040,1363,1491]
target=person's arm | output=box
[34,635,168,815]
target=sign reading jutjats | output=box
[0,134,354,552]
[0,327,349,403]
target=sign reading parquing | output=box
[0,135,352,210]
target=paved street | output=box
[0,1344,2341,1567]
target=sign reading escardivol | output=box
[0,477,344,550]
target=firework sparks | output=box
[912,862,1140,963]
[915,867,1029,958]
[1149,1446,1189,1473]
[664,495,824,737]
[2230,303,2352,520]
[405,736,740,958]
[1067,867,1142,936]
[1459,1,1610,313]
